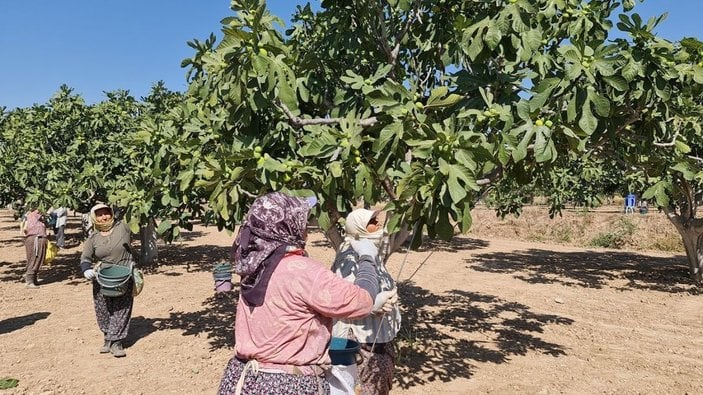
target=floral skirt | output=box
[218,357,329,395]
[357,342,396,395]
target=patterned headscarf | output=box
[231,192,315,306]
[90,204,114,233]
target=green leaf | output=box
[642,181,670,208]
[513,126,534,162]
[156,219,172,235]
[603,75,629,91]
[446,164,478,203]
[693,68,703,84]
[426,86,448,105]
[425,94,463,109]
[533,127,556,163]
[366,91,398,107]
[578,99,598,135]
[588,91,611,117]
[674,140,691,154]
[330,161,343,178]
[672,162,696,180]
[178,169,194,191]
[0,378,19,390]
[484,23,502,49]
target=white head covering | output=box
[90,203,114,232]
[344,208,384,246]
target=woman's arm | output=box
[304,265,375,320]
[79,237,95,273]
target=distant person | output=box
[331,209,401,395]
[79,204,135,358]
[48,206,68,248]
[218,192,396,395]
[639,200,648,215]
[20,208,48,289]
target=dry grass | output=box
[468,205,684,253]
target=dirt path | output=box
[1,209,701,394]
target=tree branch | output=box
[276,101,378,128]
[322,199,343,251]
[613,105,643,134]
[381,176,397,201]
[389,1,420,66]
[476,166,504,186]
[652,131,679,147]
[372,1,394,65]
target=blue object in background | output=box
[625,193,636,213]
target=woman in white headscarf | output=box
[79,204,135,358]
[331,209,402,395]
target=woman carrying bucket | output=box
[79,204,135,358]
[331,209,401,395]
[218,192,396,395]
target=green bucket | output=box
[97,263,133,297]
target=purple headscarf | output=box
[231,192,315,306]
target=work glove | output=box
[372,289,398,314]
[83,269,96,280]
[350,238,378,259]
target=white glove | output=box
[83,269,96,280]
[372,289,398,314]
[350,239,378,258]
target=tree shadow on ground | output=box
[0,234,24,247]
[414,237,490,253]
[467,248,698,293]
[0,312,51,335]
[154,244,230,274]
[394,281,572,389]
[126,289,238,350]
[0,250,84,286]
[171,230,207,242]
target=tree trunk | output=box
[139,218,159,266]
[665,213,703,283]
[324,226,344,252]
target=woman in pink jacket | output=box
[218,192,394,395]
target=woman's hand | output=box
[83,269,96,280]
[372,289,398,314]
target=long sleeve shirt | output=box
[79,221,132,272]
[22,211,47,237]
[234,253,373,375]
[331,246,402,344]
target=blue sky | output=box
[1,1,701,110]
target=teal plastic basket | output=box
[97,263,133,297]
[328,337,360,366]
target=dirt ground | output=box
[1,207,701,394]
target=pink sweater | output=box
[23,211,46,237]
[234,252,373,374]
